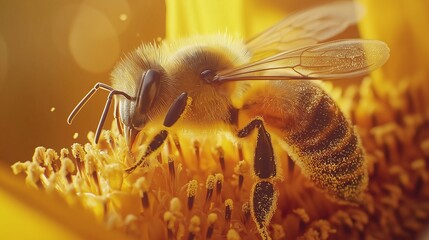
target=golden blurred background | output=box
[1,0,428,167]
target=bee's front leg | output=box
[125,92,189,174]
[237,118,277,240]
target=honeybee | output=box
[68,2,389,238]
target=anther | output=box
[60,157,75,184]
[235,160,249,191]
[26,162,45,189]
[224,199,233,223]
[44,148,59,176]
[205,175,215,203]
[11,162,29,175]
[85,154,101,195]
[58,148,69,172]
[188,215,201,240]
[226,229,240,240]
[71,143,85,175]
[206,213,218,239]
[215,173,224,196]
[32,146,46,165]
[169,197,182,213]
[135,177,150,209]
[217,146,226,172]
[163,211,175,240]
[242,202,251,225]
[168,157,176,180]
[187,180,198,211]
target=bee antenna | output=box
[67,83,114,124]
[67,82,133,144]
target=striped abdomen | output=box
[241,81,368,202]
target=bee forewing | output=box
[246,1,364,60]
[216,39,390,81]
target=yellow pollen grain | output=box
[60,148,69,159]
[169,197,182,212]
[50,107,55,112]
[225,199,233,209]
[215,173,224,183]
[163,211,176,230]
[45,149,59,165]
[188,215,201,233]
[26,162,45,188]
[226,228,241,240]
[71,143,85,159]
[206,175,215,189]
[10,162,29,175]
[32,147,46,164]
[163,211,173,222]
[187,179,198,197]
[235,160,249,175]
[207,213,218,224]
[73,132,79,140]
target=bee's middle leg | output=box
[125,92,189,174]
[237,118,277,239]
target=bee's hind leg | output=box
[237,118,277,240]
[125,92,189,174]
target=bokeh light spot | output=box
[119,14,127,21]
[69,4,120,73]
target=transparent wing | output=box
[214,39,390,82]
[246,2,364,60]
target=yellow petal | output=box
[0,165,128,240]
[165,0,286,40]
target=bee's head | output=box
[116,69,166,149]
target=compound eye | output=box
[136,69,161,114]
[200,69,216,83]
